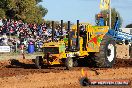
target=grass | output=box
[0,51,44,60]
[0,51,43,55]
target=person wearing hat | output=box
[79,25,87,51]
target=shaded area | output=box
[0,58,131,78]
[114,58,132,67]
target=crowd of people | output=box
[0,17,67,53]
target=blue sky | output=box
[40,0,132,27]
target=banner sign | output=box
[0,46,11,52]
[100,0,110,10]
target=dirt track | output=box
[0,44,131,88]
[0,58,131,88]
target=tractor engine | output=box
[42,41,66,65]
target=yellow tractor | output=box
[34,20,116,69]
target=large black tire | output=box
[129,44,132,58]
[73,59,78,67]
[116,40,123,45]
[72,57,79,67]
[125,40,129,45]
[35,56,43,69]
[92,35,116,68]
[65,57,74,70]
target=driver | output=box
[79,25,87,50]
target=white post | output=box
[106,21,108,26]
[109,0,112,29]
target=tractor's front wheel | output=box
[35,56,43,69]
[65,57,74,70]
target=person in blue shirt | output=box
[114,16,120,31]
[96,14,105,26]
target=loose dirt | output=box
[0,44,131,88]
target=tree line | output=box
[0,0,48,24]
[1,0,131,28]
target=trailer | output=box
[107,16,132,58]
[119,28,132,34]
[107,17,132,45]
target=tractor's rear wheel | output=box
[92,35,116,68]
[65,57,74,70]
[35,56,43,69]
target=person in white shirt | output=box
[0,18,3,27]
[2,34,8,45]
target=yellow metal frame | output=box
[41,23,109,65]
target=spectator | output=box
[0,17,69,53]
[0,18,3,27]
[2,34,8,45]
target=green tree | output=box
[35,0,42,4]
[45,20,61,28]
[95,8,123,29]
[0,0,48,24]
[126,24,132,28]
[45,20,73,30]
[0,8,5,18]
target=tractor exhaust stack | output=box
[68,21,71,51]
[52,21,55,42]
[76,20,80,50]
[61,20,63,35]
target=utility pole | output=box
[109,0,111,29]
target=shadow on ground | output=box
[6,58,132,69]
